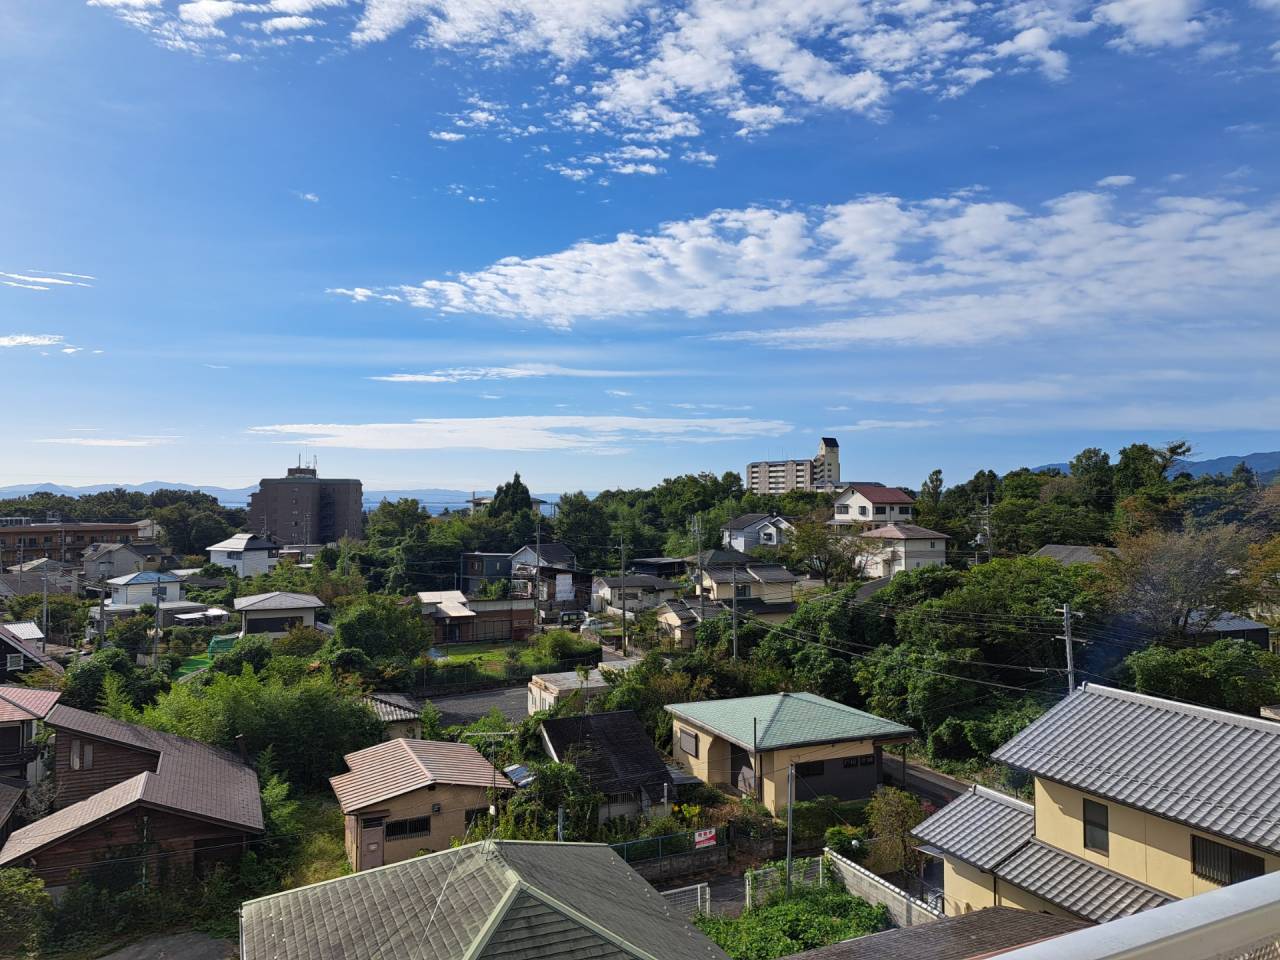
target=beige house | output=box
[330,738,514,871]
[666,692,914,815]
[860,523,950,577]
[830,483,916,530]
[914,684,1280,923]
[233,591,323,638]
[526,658,642,715]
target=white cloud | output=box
[326,286,402,302]
[297,191,320,202]
[1096,174,1136,187]
[430,131,467,141]
[368,363,663,383]
[682,150,718,166]
[261,14,321,31]
[1092,0,1204,48]
[993,27,1071,80]
[605,389,632,396]
[344,185,1280,346]
[0,335,65,348]
[36,436,180,447]
[1,271,93,291]
[832,419,939,431]
[250,414,791,451]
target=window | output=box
[735,583,751,599]
[899,506,912,514]
[70,738,82,770]
[930,541,937,549]
[1083,799,1109,854]
[679,728,700,758]
[5,653,22,672]
[873,506,886,516]
[82,742,93,769]
[1193,835,1265,886]
[385,816,431,840]
[796,760,824,777]
[835,505,849,515]
[858,505,868,517]
[360,816,385,829]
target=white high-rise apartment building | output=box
[745,438,840,495]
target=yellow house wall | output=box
[992,878,1076,918]
[1034,778,1280,899]
[671,718,731,789]
[758,740,880,814]
[344,782,498,870]
[943,859,996,914]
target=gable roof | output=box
[723,513,771,531]
[107,570,181,586]
[1,622,44,643]
[912,786,1033,871]
[239,839,731,960]
[788,907,1088,960]
[1,706,262,865]
[842,483,916,505]
[0,685,61,723]
[541,710,673,801]
[666,692,914,752]
[597,574,679,590]
[686,547,754,568]
[0,629,63,676]
[1031,544,1118,565]
[208,532,278,553]
[860,523,951,541]
[329,738,514,813]
[233,591,324,611]
[363,691,421,724]
[82,541,144,560]
[515,541,576,567]
[992,683,1280,854]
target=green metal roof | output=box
[665,692,915,751]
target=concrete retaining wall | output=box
[825,848,942,928]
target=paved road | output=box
[428,685,528,726]
[98,933,235,960]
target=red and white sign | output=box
[694,828,717,849]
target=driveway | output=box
[429,685,528,726]
[97,932,235,960]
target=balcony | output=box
[0,743,38,768]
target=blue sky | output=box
[2,0,1278,493]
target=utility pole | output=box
[731,564,739,660]
[619,537,628,658]
[1057,602,1083,693]
[785,762,795,896]
[970,493,994,565]
[693,514,705,620]
[556,805,565,842]
[41,566,49,653]
[534,516,543,630]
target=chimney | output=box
[234,734,249,763]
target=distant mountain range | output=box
[1034,450,1280,485]
[0,482,564,513]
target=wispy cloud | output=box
[605,389,632,397]
[340,185,1280,343]
[1,271,93,292]
[1096,174,1135,187]
[36,435,180,448]
[833,419,939,431]
[430,131,467,141]
[368,363,666,383]
[296,191,320,203]
[0,335,66,348]
[250,415,791,451]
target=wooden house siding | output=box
[53,734,156,807]
[17,804,251,889]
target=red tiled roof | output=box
[0,685,61,723]
[845,483,916,504]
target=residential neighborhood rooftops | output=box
[723,513,774,530]
[912,786,1033,871]
[787,907,1089,960]
[233,591,324,611]
[1,621,44,643]
[992,683,1280,854]
[598,573,679,590]
[1,705,263,865]
[418,589,469,605]
[1031,544,1118,565]
[0,781,22,827]
[705,563,799,584]
[329,738,514,813]
[0,685,61,723]
[666,692,914,752]
[530,659,642,693]
[516,541,576,567]
[0,627,62,675]
[361,691,421,723]
[541,710,673,802]
[239,839,731,960]
[844,483,915,504]
[995,839,1174,923]
[207,533,279,553]
[860,523,951,540]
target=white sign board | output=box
[555,573,574,601]
[694,828,717,849]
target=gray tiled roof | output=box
[723,513,771,531]
[995,840,1174,923]
[992,683,1280,854]
[597,574,679,590]
[911,786,1033,871]
[234,591,324,611]
[541,710,673,801]
[787,907,1089,960]
[363,692,421,723]
[239,839,731,960]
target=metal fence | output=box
[609,827,725,864]
[744,856,825,910]
[661,882,711,917]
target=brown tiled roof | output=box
[0,685,61,722]
[37,705,263,833]
[0,781,23,827]
[330,739,514,813]
[860,523,950,541]
[1,774,149,865]
[845,483,916,504]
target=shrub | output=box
[0,868,50,958]
[694,885,889,960]
[824,825,868,861]
[780,796,869,838]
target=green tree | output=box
[489,473,533,518]
[1124,639,1280,714]
[365,498,429,550]
[864,786,926,877]
[331,595,427,660]
[1070,447,1114,512]
[61,647,169,710]
[106,614,153,659]
[0,867,51,958]
[554,491,611,569]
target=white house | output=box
[720,514,794,552]
[830,483,916,530]
[590,575,680,615]
[207,533,280,577]
[108,570,183,606]
[527,659,643,715]
[233,591,324,638]
[861,523,950,578]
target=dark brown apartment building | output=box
[0,518,150,568]
[247,465,364,544]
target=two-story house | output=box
[107,570,182,606]
[721,514,795,552]
[0,704,263,892]
[459,551,512,595]
[206,532,281,577]
[860,523,950,577]
[830,483,916,530]
[81,542,149,581]
[0,686,60,787]
[696,559,800,619]
[590,574,680,615]
[914,684,1280,924]
[0,623,61,683]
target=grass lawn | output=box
[435,641,520,667]
[177,653,213,677]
